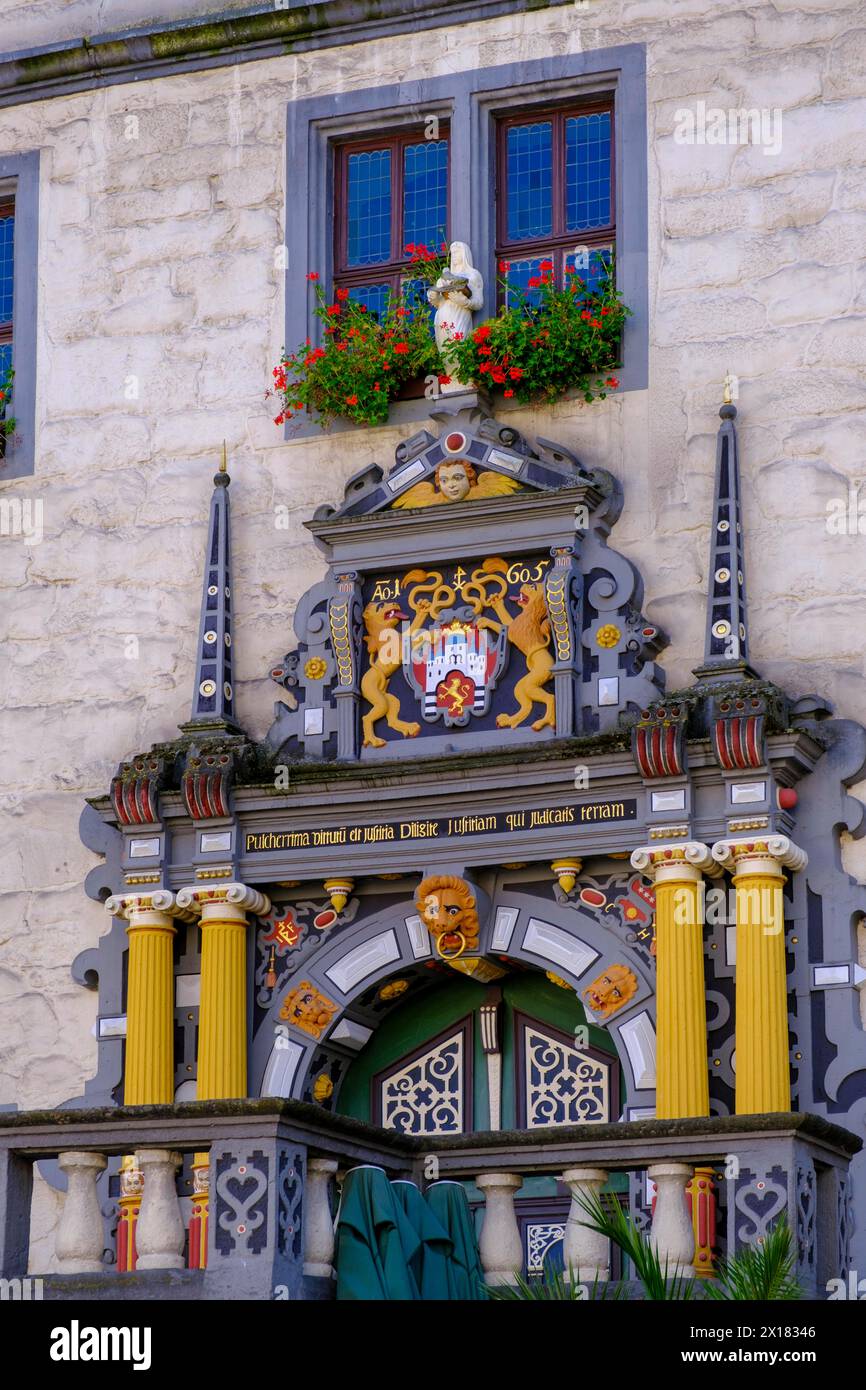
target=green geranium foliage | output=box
[272,276,443,430]
[0,364,14,438]
[447,259,628,406]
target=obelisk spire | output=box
[693,374,757,683]
[182,442,242,733]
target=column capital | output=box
[105,890,197,926]
[176,882,271,920]
[631,842,724,884]
[711,835,807,877]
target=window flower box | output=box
[272,257,628,432]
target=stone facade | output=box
[1,0,865,1267]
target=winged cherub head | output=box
[434,457,476,502]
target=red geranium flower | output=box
[336,287,350,301]
[326,304,340,315]
[345,394,359,405]
[605,376,620,388]
[499,260,509,272]
[539,259,554,272]
[306,271,319,281]
[393,342,409,354]
[504,389,514,398]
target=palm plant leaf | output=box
[704,1218,801,1301]
[572,1188,695,1301]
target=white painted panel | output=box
[175,974,201,1006]
[491,906,519,952]
[405,914,431,959]
[331,1018,374,1050]
[325,928,401,992]
[521,917,598,977]
[261,1040,304,1098]
[618,1010,656,1090]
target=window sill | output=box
[283,357,643,443]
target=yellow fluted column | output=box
[105,891,192,1105]
[631,844,721,1119]
[712,837,807,1114]
[176,884,271,1100]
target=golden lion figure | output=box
[494,583,556,732]
[360,599,429,748]
[582,964,638,1019]
[415,875,481,958]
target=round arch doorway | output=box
[337,967,627,1279]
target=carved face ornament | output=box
[437,461,472,502]
[582,963,638,1019]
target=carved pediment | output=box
[314,407,597,521]
[266,408,666,764]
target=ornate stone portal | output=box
[68,396,866,1282]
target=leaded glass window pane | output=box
[347,148,392,267]
[565,245,612,296]
[565,112,612,231]
[506,121,552,241]
[346,282,391,321]
[402,140,448,253]
[0,212,13,324]
[502,256,545,308]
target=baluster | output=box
[648,1162,695,1278]
[134,1149,185,1270]
[303,1158,338,1278]
[477,1172,523,1286]
[561,1165,610,1283]
[56,1151,107,1274]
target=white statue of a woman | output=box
[427,241,484,393]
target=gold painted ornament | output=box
[312,1073,334,1102]
[551,857,582,895]
[378,979,409,1001]
[596,624,622,649]
[323,877,354,912]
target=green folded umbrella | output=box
[335,1165,422,1300]
[426,1180,488,1300]
[391,1180,454,1301]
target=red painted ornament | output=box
[445,432,466,453]
[778,787,798,810]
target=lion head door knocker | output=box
[415,875,505,982]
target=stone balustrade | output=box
[0,1102,858,1300]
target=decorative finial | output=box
[721,370,737,420]
[693,378,756,683]
[215,440,230,488]
[181,448,241,734]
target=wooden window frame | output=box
[495,97,615,299]
[0,194,14,352]
[333,125,450,303]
